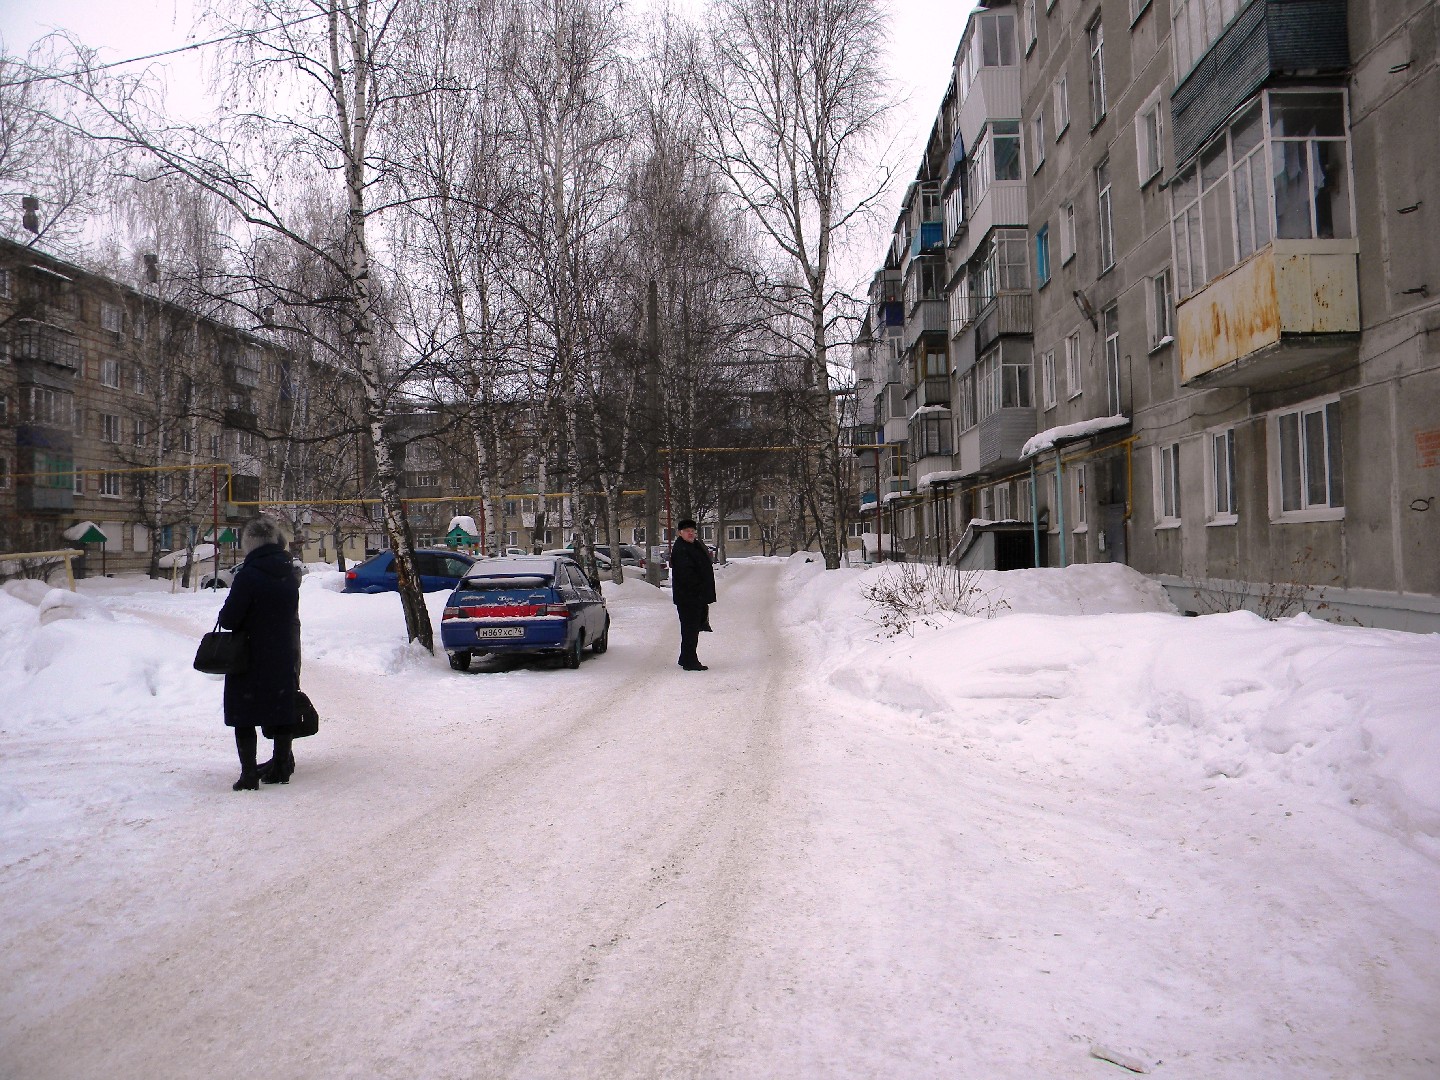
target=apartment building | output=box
[0,236,329,576]
[856,0,1440,629]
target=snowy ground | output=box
[2,557,1437,1078]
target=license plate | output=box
[475,627,525,639]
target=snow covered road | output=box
[3,558,1438,1078]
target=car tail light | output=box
[346,570,357,581]
[544,604,569,617]
[442,607,460,620]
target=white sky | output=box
[1,0,974,270]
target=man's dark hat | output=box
[677,518,698,531]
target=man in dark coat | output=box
[218,516,302,790]
[669,518,715,671]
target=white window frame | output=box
[726,524,751,542]
[1268,397,1345,522]
[994,483,1014,521]
[1136,91,1164,184]
[1041,349,1058,409]
[100,302,124,335]
[1060,201,1077,264]
[1053,73,1070,137]
[1154,442,1181,527]
[1023,0,1038,54]
[1087,17,1107,126]
[1064,332,1082,399]
[1072,463,1088,531]
[100,358,121,388]
[99,472,123,498]
[1205,426,1238,525]
[1147,268,1175,351]
[101,413,122,444]
[1096,158,1115,272]
[1102,305,1122,416]
[1130,0,1154,26]
[1032,113,1046,171]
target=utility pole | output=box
[644,279,662,585]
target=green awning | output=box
[63,521,110,544]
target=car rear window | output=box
[465,575,552,590]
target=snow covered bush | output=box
[860,561,1008,636]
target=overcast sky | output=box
[2,0,975,270]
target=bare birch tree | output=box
[697,0,894,569]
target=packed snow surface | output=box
[2,559,1437,1078]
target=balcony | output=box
[975,293,1033,353]
[18,484,74,512]
[903,299,948,351]
[1177,242,1360,388]
[909,221,945,259]
[957,65,1021,155]
[918,376,951,407]
[955,181,1027,265]
[10,324,81,371]
[1172,0,1349,166]
[975,408,1038,472]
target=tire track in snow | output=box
[4,561,794,1080]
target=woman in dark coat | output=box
[669,518,716,671]
[219,516,302,790]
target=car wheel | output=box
[448,651,472,672]
[565,632,584,669]
[591,617,609,654]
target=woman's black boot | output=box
[234,727,260,790]
[233,767,260,791]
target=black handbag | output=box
[293,690,320,739]
[193,619,248,675]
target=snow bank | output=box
[780,562,1440,851]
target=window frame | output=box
[1096,158,1115,272]
[1205,426,1239,525]
[1041,349,1058,409]
[1060,201,1077,264]
[1087,16,1107,127]
[1102,305,1122,415]
[1035,224,1052,286]
[1053,73,1070,137]
[1147,267,1175,351]
[1154,442,1181,527]
[1268,396,1345,522]
[1136,92,1164,184]
[1064,332,1082,399]
[1072,463,1089,532]
[1032,112,1046,171]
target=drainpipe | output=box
[1055,447,1068,567]
[1029,458,1039,567]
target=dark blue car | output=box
[343,548,478,593]
[440,556,609,671]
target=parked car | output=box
[543,546,613,570]
[343,548,478,593]
[201,554,308,589]
[596,545,645,567]
[440,555,610,671]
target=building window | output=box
[1155,442,1181,525]
[1271,398,1344,519]
[1173,0,1246,81]
[1102,305,1121,415]
[1130,0,1154,24]
[959,11,1018,97]
[702,525,716,541]
[1206,427,1238,523]
[726,525,751,542]
[1032,113,1046,171]
[1271,92,1352,241]
[991,229,1030,291]
[1087,17,1107,126]
[235,346,262,388]
[632,527,646,545]
[100,472,123,498]
[1065,332,1082,398]
[760,494,778,512]
[0,455,9,490]
[995,483,1014,521]
[1072,464,1088,529]
[968,121,1023,209]
[957,369,977,430]
[101,413,122,443]
[1017,477,1033,520]
[133,366,146,395]
[1041,349,1057,409]
[1053,73,1070,136]
[0,267,10,298]
[1036,224,1052,286]
[1136,95,1163,183]
[1096,158,1115,271]
[976,345,1032,421]
[1023,0,1037,53]
[100,358,121,388]
[1147,268,1174,350]
[100,302,124,334]
[133,419,148,447]
[911,414,954,458]
[1171,91,1349,301]
[1060,201,1076,264]
[25,386,74,427]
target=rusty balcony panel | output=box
[1177,242,1359,388]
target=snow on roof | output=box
[1021,414,1129,459]
[907,404,950,422]
[917,469,967,488]
[447,515,479,536]
[63,521,111,543]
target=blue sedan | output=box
[440,556,610,671]
[343,549,478,593]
